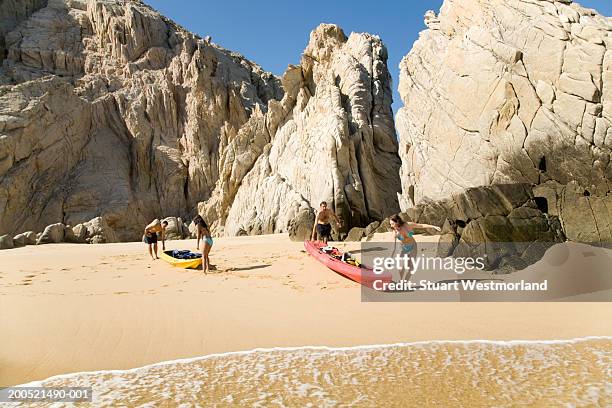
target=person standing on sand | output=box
[143,219,168,261]
[311,201,342,244]
[193,215,213,274]
[390,214,441,281]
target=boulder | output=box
[181,220,190,239]
[435,219,459,257]
[435,232,459,258]
[64,225,85,243]
[0,234,14,249]
[72,224,88,242]
[162,217,185,240]
[83,217,117,244]
[345,227,366,242]
[188,221,198,239]
[37,223,65,244]
[374,218,392,234]
[398,184,565,272]
[364,221,380,238]
[22,231,37,245]
[12,234,26,247]
[288,209,315,242]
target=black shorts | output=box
[316,223,332,239]
[143,232,158,244]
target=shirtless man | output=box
[310,201,342,244]
[143,219,168,260]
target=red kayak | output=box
[304,240,392,289]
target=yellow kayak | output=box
[160,250,202,269]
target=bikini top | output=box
[397,230,414,242]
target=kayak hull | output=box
[304,240,391,288]
[160,251,202,269]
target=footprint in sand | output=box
[113,291,129,295]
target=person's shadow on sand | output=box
[231,264,270,271]
[198,264,271,273]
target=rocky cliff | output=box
[0,0,400,241]
[397,0,612,245]
[201,24,401,238]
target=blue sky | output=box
[146,0,612,115]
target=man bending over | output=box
[144,219,167,260]
[311,201,342,244]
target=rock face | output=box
[397,0,612,245]
[201,24,401,238]
[0,2,399,242]
[0,0,48,64]
[0,0,282,241]
[399,184,566,271]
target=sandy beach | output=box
[1,234,611,388]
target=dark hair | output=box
[320,201,327,206]
[193,215,208,229]
[390,214,405,226]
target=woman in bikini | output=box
[193,215,213,274]
[390,214,441,281]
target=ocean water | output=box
[8,338,611,407]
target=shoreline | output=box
[14,336,612,387]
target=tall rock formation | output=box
[397,0,612,244]
[202,24,401,237]
[0,1,400,241]
[0,0,282,240]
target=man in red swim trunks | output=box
[310,201,342,244]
